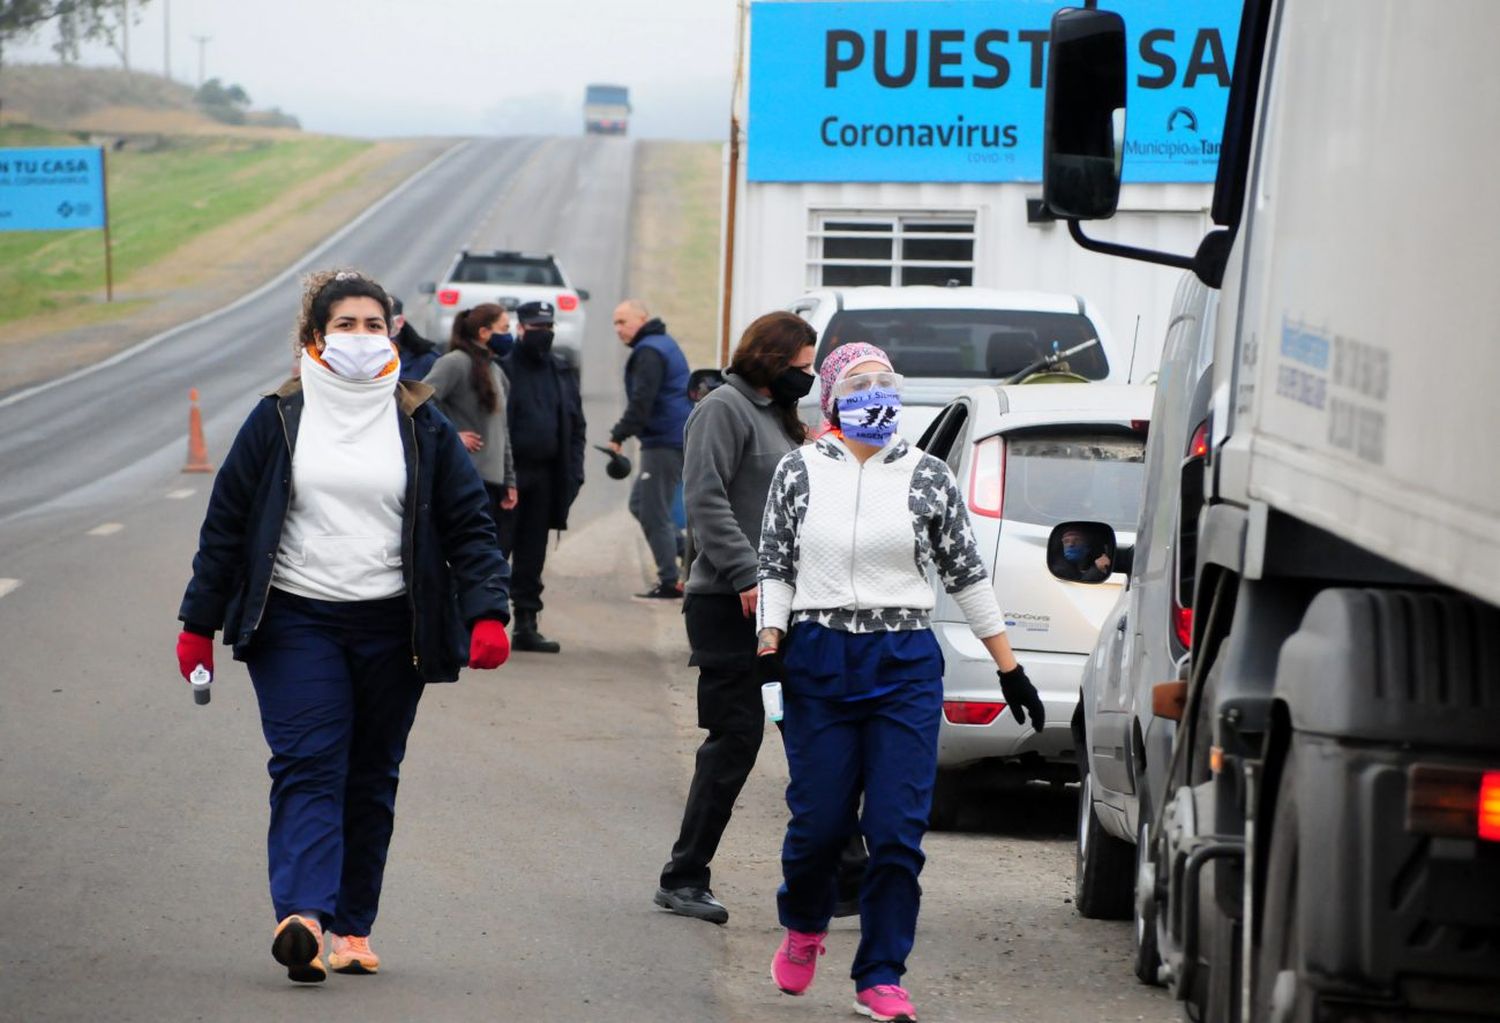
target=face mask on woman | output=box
[487,332,516,359]
[833,372,903,447]
[768,366,815,407]
[321,332,394,380]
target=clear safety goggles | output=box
[832,371,904,399]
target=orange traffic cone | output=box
[183,388,214,474]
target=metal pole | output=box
[120,0,130,72]
[101,147,114,302]
[163,0,170,79]
[720,120,740,368]
[192,34,210,87]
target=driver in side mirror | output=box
[1048,522,1115,584]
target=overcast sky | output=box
[6,0,739,139]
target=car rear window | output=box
[819,308,1107,380]
[1002,429,1145,531]
[450,254,564,287]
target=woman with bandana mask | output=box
[175,269,512,983]
[755,342,1045,1022]
[425,303,519,545]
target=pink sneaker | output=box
[770,928,826,995]
[855,984,918,1021]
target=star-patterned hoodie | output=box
[756,433,1006,639]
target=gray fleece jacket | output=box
[683,372,799,596]
[423,350,516,488]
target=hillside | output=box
[0,63,298,136]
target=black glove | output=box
[998,665,1045,730]
[756,648,785,686]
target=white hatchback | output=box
[916,383,1153,825]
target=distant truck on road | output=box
[583,84,630,136]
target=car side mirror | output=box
[688,368,726,404]
[576,288,591,302]
[1047,521,1118,584]
[1042,7,1127,220]
[417,281,437,295]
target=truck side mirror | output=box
[1042,7,1127,220]
[417,281,437,295]
[1047,521,1119,584]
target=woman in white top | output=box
[175,269,512,983]
[755,342,1044,1022]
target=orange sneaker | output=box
[271,914,327,983]
[327,933,380,975]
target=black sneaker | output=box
[632,582,684,602]
[653,886,728,924]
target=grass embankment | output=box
[628,141,723,368]
[0,127,367,324]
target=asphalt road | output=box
[0,136,1180,1022]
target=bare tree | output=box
[0,1,152,70]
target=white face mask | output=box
[320,332,394,380]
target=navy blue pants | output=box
[245,589,426,935]
[777,625,943,989]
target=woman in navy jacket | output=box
[175,269,511,983]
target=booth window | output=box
[808,212,976,288]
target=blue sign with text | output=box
[0,147,107,231]
[748,0,1241,183]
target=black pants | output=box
[497,463,554,614]
[661,594,868,893]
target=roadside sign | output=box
[0,146,114,299]
[748,0,1242,183]
[0,147,107,231]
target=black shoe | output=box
[654,886,728,924]
[833,894,860,918]
[632,581,684,602]
[512,612,561,654]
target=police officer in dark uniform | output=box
[498,301,587,652]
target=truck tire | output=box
[1253,747,1308,1023]
[1132,791,1163,984]
[1075,753,1134,919]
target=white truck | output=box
[1043,3,1500,1020]
[583,84,630,136]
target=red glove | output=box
[468,619,510,669]
[176,630,214,682]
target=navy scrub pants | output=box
[777,625,944,990]
[245,589,426,935]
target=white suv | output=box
[415,250,589,364]
[789,286,1124,439]
[916,383,1153,827]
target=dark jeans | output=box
[245,589,426,935]
[661,594,868,893]
[629,447,683,586]
[779,674,942,989]
[497,463,554,614]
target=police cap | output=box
[517,300,555,326]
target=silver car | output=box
[1072,272,1218,984]
[916,383,1153,828]
[415,249,589,364]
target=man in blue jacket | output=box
[608,299,691,601]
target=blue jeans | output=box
[777,628,943,989]
[245,589,425,934]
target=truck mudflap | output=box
[1262,589,1500,1016]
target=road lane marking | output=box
[0,579,20,599]
[87,523,125,536]
[165,488,196,500]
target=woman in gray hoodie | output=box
[654,311,825,924]
[424,304,517,538]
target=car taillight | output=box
[968,436,1005,519]
[1173,603,1193,650]
[1407,765,1500,842]
[556,293,579,312]
[943,701,1005,726]
[437,289,461,306]
[1187,419,1209,459]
